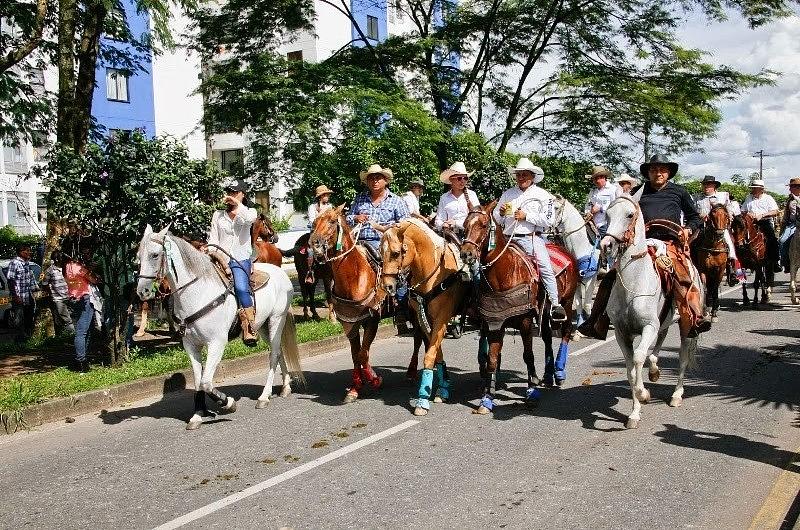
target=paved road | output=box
[1,278,799,530]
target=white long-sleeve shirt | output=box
[307,202,332,228]
[493,185,555,235]
[402,191,420,216]
[742,193,779,224]
[694,191,731,217]
[434,189,480,230]
[208,205,257,261]
[584,183,620,228]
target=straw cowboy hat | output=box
[439,161,474,184]
[359,164,394,184]
[788,177,800,186]
[510,157,545,184]
[589,166,612,179]
[314,185,334,199]
[700,175,721,189]
[640,153,679,179]
[615,173,638,185]
[749,179,766,189]
[408,178,426,189]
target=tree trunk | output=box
[73,0,106,153]
[56,0,78,147]
[643,120,651,161]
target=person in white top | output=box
[584,166,620,236]
[693,175,741,285]
[614,173,639,196]
[206,178,259,345]
[402,178,425,217]
[307,185,333,229]
[493,157,566,321]
[742,179,780,270]
[434,162,481,233]
[780,177,800,272]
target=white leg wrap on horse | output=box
[724,229,737,260]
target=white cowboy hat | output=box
[510,157,544,184]
[359,164,394,184]
[439,161,474,184]
[615,173,638,185]
[749,179,766,189]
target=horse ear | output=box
[335,204,345,214]
[158,224,171,236]
[144,224,153,237]
[486,200,498,213]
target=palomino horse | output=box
[380,218,467,416]
[549,195,600,328]
[731,213,771,305]
[790,220,800,304]
[691,204,730,321]
[289,232,336,321]
[136,225,304,429]
[460,201,578,414]
[309,206,391,403]
[252,213,283,266]
[601,196,700,429]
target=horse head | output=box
[252,213,278,244]
[309,204,346,264]
[460,200,496,265]
[379,223,408,297]
[136,224,170,300]
[601,196,643,254]
[707,204,730,237]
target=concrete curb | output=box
[1,324,397,435]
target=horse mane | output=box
[404,217,445,248]
[169,234,213,277]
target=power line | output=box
[753,149,774,180]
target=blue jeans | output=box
[73,295,93,362]
[230,258,253,308]
[780,225,796,268]
[511,234,560,304]
[360,239,380,251]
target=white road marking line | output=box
[152,420,420,530]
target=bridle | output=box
[548,196,595,240]
[137,236,201,295]
[311,216,364,264]
[603,195,643,253]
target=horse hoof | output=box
[555,378,565,387]
[638,389,651,403]
[279,385,291,398]
[413,407,428,416]
[221,397,237,413]
[648,370,660,383]
[530,374,541,387]
[134,331,146,338]
[186,419,202,430]
[711,315,719,323]
[343,391,358,404]
[669,396,683,408]
[625,418,640,429]
[433,396,444,404]
[473,405,491,415]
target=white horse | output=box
[550,195,600,330]
[136,225,304,430]
[601,197,698,429]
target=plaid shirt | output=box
[346,190,410,242]
[42,264,69,301]
[6,257,35,304]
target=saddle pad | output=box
[545,242,572,277]
[478,282,537,332]
[250,269,270,291]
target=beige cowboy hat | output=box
[359,164,394,184]
[749,179,766,189]
[439,161,474,184]
[589,166,612,179]
[615,173,638,185]
[510,157,545,184]
[314,184,334,199]
[788,177,800,186]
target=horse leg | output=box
[432,354,451,404]
[406,325,421,382]
[542,316,555,388]
[323,274,336,322]
[792,262,800,305]
[742,276,749,305]
[135,301,149,337]
[764,265,773,302]
[670,336,695,407]
[343,322,363,403]
[648,325,669,383]
[521,316,542,403]
[414,320,447,415]
[475,330,503,415]
[185,340,209,430]
[623,323,657,429]
[358,317,383,392]
[309,276,321,320]
[199,339,237,413]
[255,315,285,408]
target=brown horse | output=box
[289,231,336,321]
[380,219,467,416]
[691,204,730,321]
[252,214,283,266]
[308,205,388,403]
[731,213,771,304]
[460,201,578,414]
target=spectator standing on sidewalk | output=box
[65,248,101,372]
[6,243,37,342]
[42,251,75,335]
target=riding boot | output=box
[238,307,258,346]
[576,269,616,339]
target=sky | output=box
[677,10,800,192]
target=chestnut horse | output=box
[252,213,283,266]
[309,205,389,403]
[691,204,730,321]
[380,218,467,416]
[460,202,578,414]
[731,213,771,305]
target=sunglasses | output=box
[450,176,467,182]
[366,175,385,181]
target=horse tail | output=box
[281,312,306,389]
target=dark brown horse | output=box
[252,214,283,266]
[691,204,730,321]
[731,213,771,304]
[308,205,387,403]
[460,202,578,414]
[289,231,335,321]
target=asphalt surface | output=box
[1,277,799,530]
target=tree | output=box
[36,132,225,364]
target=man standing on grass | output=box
[42,251,75,335]
[6,243,37,342]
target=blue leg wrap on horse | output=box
[526,387,541,401]
[555,342,569,380]
[434,362,450,400]
[480,395,494,411]
[417,368,434,410]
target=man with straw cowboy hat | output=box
[779,177,800,272]
[402,177,426,217]
[493,157,567,322]
[584,165,620,270]
[434,161,481,234]
[346,163,410,251]
[614,173,639,196]
[694,175,742,286]
[308,184,334,229]
[742,178,780,272]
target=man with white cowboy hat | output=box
[779,177,800,272]
[493,157,566,322]
[742,178,780,271]
[694,175,741,285]
[346,163,410,251]
[434,161,481,234]
[402,178,426,217]
[308,184,334,229]
[614,173,638,196]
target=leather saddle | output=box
[208,251,270,292]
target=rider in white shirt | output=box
[614,173,639,196]
[434,162,480,232]
[493,157,566,322]
[584,166,620,236]
[307,185,333,229]
[402,178,425,216]
[742,179,780,271]
[693,175,740,284]
[780,177,800,272]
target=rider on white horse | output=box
[494,157,567,322]
[693,175,741,286]
[206,178,258,346]
[779,177,800,273]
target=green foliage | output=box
[531,154,594,207]
[268,211,292,232]
[0,226,41,259]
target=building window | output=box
[106,68,129,102]
[8,192,30,228]
[287,50,303,62]
[105,7,127,40]
[36,193,47,223]
[367,15,379,40]
[2,145,27,174]
[220,149,243,174]
[32,131,48,162]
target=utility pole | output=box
[752,149,773,180]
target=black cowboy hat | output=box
[224,178,249,193]
[639,154,678,179]
[701,175,721,189]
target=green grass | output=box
[0,317,376,414]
